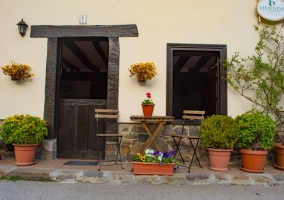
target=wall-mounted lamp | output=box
[17,19,28,37]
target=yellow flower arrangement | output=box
[1,61,34,81]
[128,62,157,81]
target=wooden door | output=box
[57,99,106,159]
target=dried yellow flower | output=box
[128,62,157,80]
[1,61,34,81]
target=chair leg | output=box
[118,136,124,169]
[97,136,102,171]
[114,136,121,165]
[97,136,124,171]
[172,136,185,164]
[188,138,202,173]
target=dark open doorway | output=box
[59,37,108,99]
[167,44,227,121]
[57,37,108,159]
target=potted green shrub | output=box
[200,115,239,172]
[234,110,276,173]
[0,114,48,166]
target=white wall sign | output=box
[257,0,284,21]
[79,15,87,24]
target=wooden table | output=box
[130,115,174,153]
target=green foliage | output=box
[200,115,239,149]
[41,179,50,182]
[234,110,276,150]
[0,176,20,182]
[222,24,284,142]
[7,176,19,182]
[0,114,48,145]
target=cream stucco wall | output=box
[0,0,276,122]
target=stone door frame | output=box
[30,25,138,159]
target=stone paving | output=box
[0,157,284,186]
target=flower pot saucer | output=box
[240,166,264,173]
[274,164,284,171]
[209,166,228,172]
[16,160,36,166]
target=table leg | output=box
[140,121,164,153]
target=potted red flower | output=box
[141,92,155,117]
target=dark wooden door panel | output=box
[88,104,98,150]
[62,103,74,149]
[57,99,106,159]
[74,104,88,149]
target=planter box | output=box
[132,161,175,176]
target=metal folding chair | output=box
[95,109,124,171]
[170,110,205,173]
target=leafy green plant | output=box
[200,115,239,149]
[221,24,284,143]
[234,110,276,150]
[0,114,48,145]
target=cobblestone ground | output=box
[0,180,283,200]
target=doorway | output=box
[166,44,227,121]
[30,24,138,160]
[57,37,108,159]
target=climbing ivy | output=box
[222,24,284,143]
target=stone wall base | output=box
[39,139,57,160]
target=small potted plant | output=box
[132,149,179,175]
[200,115,239,172]
[128,62,157,82]
[1,61,34,81]
[0,114,48,166]
[141,92,155,117]
[234,110,276,172]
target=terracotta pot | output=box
[207,148,232,172]
[13,144,38,166]
[239,149,268,173]
[11,74,20,81]
[137,74,146,82]
[132,161,175,175]
[274,143,284,170]
[141,104,155,117]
